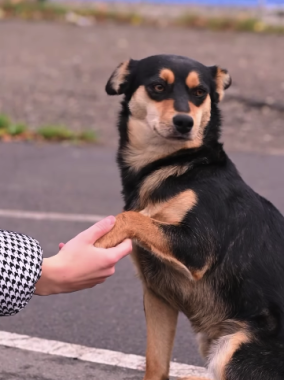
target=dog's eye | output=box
[154,84,165,93]
[193,88,206,97]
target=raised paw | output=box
[94,227,125,248]
[94,213,131,249]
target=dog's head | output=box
[106,55,231,146]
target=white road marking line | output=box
[0,331,210,378]
[0,209,106,223]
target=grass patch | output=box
[0,1,143,24]
[78,130,97,143]
[0,113,98,144]
[1,1,67,20]
[0,114,11,130]
[0,0,284,34]
[37,125,75,141]
[7,123,28,136]
[177,14,284,33]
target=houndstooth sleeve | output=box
[0,230,43,316]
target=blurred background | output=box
[0,0,284,152]
[0,0,284,379]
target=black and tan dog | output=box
[95,55,284,380]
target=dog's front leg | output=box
[95,211,192,277]
[95,211,170,254]
[143,287,178,380]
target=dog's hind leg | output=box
[224,339,284,380]
[143,287,178,380]
[205,332,284,380]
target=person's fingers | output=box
[80,216,116,243]
[106,239,132,263]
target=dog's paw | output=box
[94,226,128,249]
[94,234,113,249]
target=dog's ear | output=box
[105,59,138,95]
[209,66,232,102]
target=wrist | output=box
[35,256,63,296]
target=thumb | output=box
[80,216,116,243]
[107,239,132,263]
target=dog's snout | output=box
[173,115,194,134]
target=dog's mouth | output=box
[170,134,191,141]
[154,127,192,141]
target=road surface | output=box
[0,142,283,377]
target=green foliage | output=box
[37,125,98,143]
[176,14,284,33]
[0,114,11,129]
[1,1,284,34]
[37,125,75,141]
[7,123,27,136]
[78,130,97,143]
[0,113,98,144]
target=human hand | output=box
[35,216,132,296]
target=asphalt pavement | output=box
[0,142,283,377]
[0,345,143,380]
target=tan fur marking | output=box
[187,94,211,144]
[110,60,130,93]
[178,377,209,380]
[95,211,192,278]
[141,190,197,225]
[139,165,189,208]
[159,68,175,84]
[128,86,149,120]
[199,94,212,130]
[124,116,189,172]
[191,262,211,281]
[186,71,200,89]
[126,87,181,171]
[125,89,211,172]
[208,331,250,380]
[144,288,178,380]
[156,99,176,124]
[215,68,231,101]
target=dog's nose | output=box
[173,115,194,134]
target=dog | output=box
[95,54,284,380]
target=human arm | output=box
[0,217,132,315]
[0,229,42,316]
[35,216,132,295]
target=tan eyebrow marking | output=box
[159,68,175,84]
[186,71,200,89]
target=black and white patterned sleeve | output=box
[0,230,43,316]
